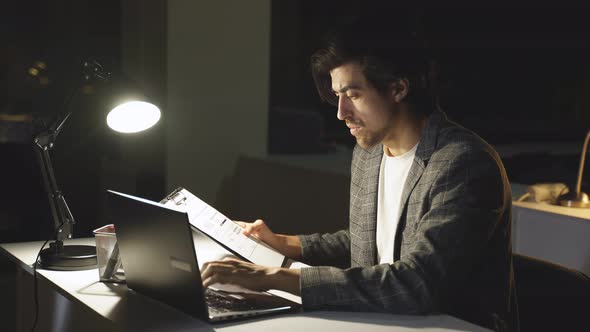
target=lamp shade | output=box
[90,71,162,134]
[106,100,161,133]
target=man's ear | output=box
[390,78,409,103]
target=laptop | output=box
[106,190,301,322]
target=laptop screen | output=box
[107,190,209,319]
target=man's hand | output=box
[201,257,301,295]
[236,219,281,249]
[235,219,302,260]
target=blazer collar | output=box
[361,109,446,162]
[357,110,446,264]
[415,110,446,163]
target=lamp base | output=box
[38,243,97,271]
[558,191,590,208]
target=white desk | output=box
[1,233,490,332]
[512,201,590,275]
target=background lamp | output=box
[35,59,161,270]
[559,130,590,208]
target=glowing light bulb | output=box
[106,101,161,133]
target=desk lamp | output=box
[559,130,590,208]
[34,59,161,270]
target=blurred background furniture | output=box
[513,253,590,332]
[512,201,590,276]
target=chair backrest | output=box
[513,253,590,332]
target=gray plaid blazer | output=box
[298,111,516,331]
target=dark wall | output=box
[269,1,590,189]
[0,0,163,242]
[270,2,590,145]
[3,2,590,243]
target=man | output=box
[201,18,516,331]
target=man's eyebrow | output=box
[332,84,362,94]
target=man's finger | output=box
[202,261,235,273]
[252,219,265,229]
[221,257,244,263]
[241,219,264,237]
[200,262,235,280]
[238,222,255,236]
[202,274,226,288]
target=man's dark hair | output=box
[311,15,437,116]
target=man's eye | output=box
[347,94,359,100]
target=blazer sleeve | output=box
[297,229,351,269]
[299,146,508,314]
[294,144,362,269]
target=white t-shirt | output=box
[377,144,418,264]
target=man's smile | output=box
[349,126,361,135]
[346,121,362,136]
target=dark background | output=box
[269,1,590,202]
[271,2,590,146]
[1,0,124,242]
[1,1,590,244]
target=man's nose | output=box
[337,96,351,120]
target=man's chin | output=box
[356,138,379,150]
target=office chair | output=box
[513,253,590,332]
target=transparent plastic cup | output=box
[93,224,125,283]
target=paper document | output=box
[162,188,286,267]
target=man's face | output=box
[330,62,397,149]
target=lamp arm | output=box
[31,58,111,244]
[34,112,75,242]
[574,130,590,195]
[30,58,118,270]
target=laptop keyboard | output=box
[205,288,259,313]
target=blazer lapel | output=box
[398,159,425,220]
[360,144,382,266]
[356,111,448,264]
[394,110,446,260]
